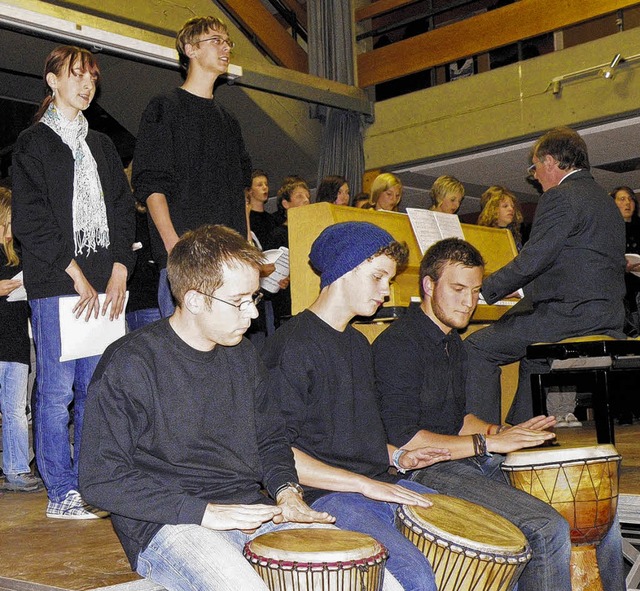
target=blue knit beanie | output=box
[310,222,395,289]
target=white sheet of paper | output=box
[6,270,27,302]
[406,208,464,254]
[626,253,640,278]
[58,292,129,362]
[260,247,290,294]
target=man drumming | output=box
[262,221,452,591]
[79,225,334,591]
[372,237,625,591]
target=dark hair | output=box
[531,127,590,171]
[316,175,347,204]
[419,238,485,298]
[376,241,409,268]
[35,46,100,121]
[610,186,636,200]
[175,16,229,70]
[167,224,263,307]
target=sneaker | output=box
[564,413,583,428]
[46,490,110,520]
[555,415,569,428]
[1,473,44,492]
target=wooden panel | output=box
[279,0,307,28]
[218,0,308,72]
[355,0,423,22]
[287,203,517,321]
[357,0,640,87]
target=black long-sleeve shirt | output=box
[79,319,297,569]
[12,123,135,299]
[132,89,251,267]
[0,250,30,365]
[261,310,395,503]
[373,303,467,446]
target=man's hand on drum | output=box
[358,478,433,508]
[400,446,451,470]
[274,488,335,525]
[487,416,556,454]
[201,502,283,532]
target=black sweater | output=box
[12,123,135,299]
[261,310,395,503]
[79,319,297,569]
[132,89,251,267]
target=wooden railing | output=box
[355,0,640,88]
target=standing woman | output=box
[12,46,134,518]
[477,185,524,251]
[315,175,350,205]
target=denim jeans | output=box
[0,361,30,475]
[158,268,175,318]
[412,455,625,591]
[30,296,101,501]
[137,521,402,591]
[126,307,161,332]
[311,479,438,591]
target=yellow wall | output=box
[365,26,640,170]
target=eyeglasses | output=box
[193,35,235,50]
[200,290,263,312]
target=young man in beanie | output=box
[262,221,451,591]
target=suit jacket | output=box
[481,169,625,309]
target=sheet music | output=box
[6,270,27,302]
[406,208,465,254]
[59,292,129,362]
[260,247,289,294]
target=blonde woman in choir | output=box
[367,173,402,211]
[477,185,524,251]
[429,175,464,214]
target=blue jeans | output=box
[126,307,161,332]
[30,297,101,501]
[137,521,402,591]
[0,361,30,475]
[311,480,438,591]
[158,268,175,318]
[412,455,625,591]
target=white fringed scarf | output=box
[41,103,110,256]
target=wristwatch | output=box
[275,481,304,499]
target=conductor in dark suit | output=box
[465,127,626,425]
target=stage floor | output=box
[1,421,639,591]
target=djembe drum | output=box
[396,494,531,591]
[502,445,621,591]
[243,528,388,591]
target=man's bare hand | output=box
[487,419,555,454]
[358,479,433,508]
[400,447,451,470]
[201,503,282,531]
[275,489,335,525]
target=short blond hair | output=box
[369,173,402,210]
[176,16,229,70]
[430,175,464,208]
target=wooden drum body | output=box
[243,528,387,591]
[502,445,621,591]
[396,493,531,591]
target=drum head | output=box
[401,494,527,554]
[247,529,386,564]
[503,445,620,469]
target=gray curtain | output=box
[307,0,365,196]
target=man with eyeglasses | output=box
[463,127,626,429]
[78,225,336,591]
[132,16,251,318]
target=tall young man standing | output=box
[133,16,251,316]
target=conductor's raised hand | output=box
[401,447,451,470]
[201,502,282,531]
[274,488,335,525]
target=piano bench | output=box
[526,335,640,445]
